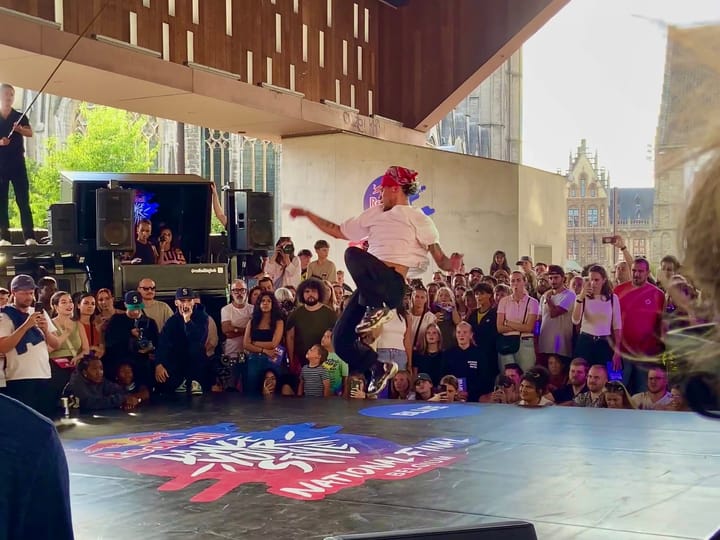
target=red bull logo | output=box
[66,423,475,502]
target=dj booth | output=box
[0,172,273,301]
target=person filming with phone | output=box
[0,274,64,417]
[571,265,623,370]
[264,236,302,289]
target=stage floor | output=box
[59,396,720,540]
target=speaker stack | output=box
[225,189,274,252]
[48,203,78,248]
[95,188,135,251]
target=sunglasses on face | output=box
[231,288,247,294]
[140,286,156,291]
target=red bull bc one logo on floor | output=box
[66,423,475,502]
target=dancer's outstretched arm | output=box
[289,207,348,240]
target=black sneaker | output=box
[367,361,399,397]
[355,306,394,334]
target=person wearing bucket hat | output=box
[154,287,210,396]
[289,166,462,396]
[0,274,63,417]
[103,290,159,390]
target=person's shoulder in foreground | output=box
[0,394,74,540]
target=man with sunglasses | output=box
[221,279,253,358]
[137,278,173,332]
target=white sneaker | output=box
[24,238,38,246]
[0,240,11,246]
[175,379,187,393]
[191,380,203,395]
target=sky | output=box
[522,0,720,187]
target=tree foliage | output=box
[9,104,156,229]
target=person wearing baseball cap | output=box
[289,165,462,396]
[515,256,533,273]
[0,274,63,417]
[154,287,210,396]
[538,265,576,365]
[103,290,159,390]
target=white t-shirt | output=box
[376,310,407,350]
[0,309,56,381]
[572,294,622,336]
[340,205,440,277]
[264,257,302,288]
[632,391,673,410]
[539,288,576,356]
[220,302,254,355]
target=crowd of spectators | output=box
[0,231,702,417]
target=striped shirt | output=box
[301,364,329,397]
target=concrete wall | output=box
[517,165,567,266]
[279,132,564,282]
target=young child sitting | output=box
[298,344,330,397]
[64,356,143,411]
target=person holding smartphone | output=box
[264,236,302,289]
[0,275,63,417]
[571,265,622,369]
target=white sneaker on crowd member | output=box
[24,238,37,246]
[191,380,203,395]
[175,379,187,393]
[0,239,11,246]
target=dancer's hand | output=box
[450,252,464,272]
[289,207,307,219]
[0,137,9,146]
[12,122,23,134]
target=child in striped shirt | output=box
[298,345,330,397]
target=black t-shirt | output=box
[0,394,75,539]
[0,109,29,168]
[413,351,444,386]
[443,345,496,401]
[132,241,156,265]
[552,384,588,404]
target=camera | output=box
[282,243,295,254]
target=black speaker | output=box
[48,203,77,247]
[323,521,537,540]
[226,190,274,252]
[96,188,135,251]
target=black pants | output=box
[156,353,209,393]
[0,162,35,241]
[5,378,54,418]
[333,247,405,374]
[575,332,613,367]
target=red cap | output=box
[380,166,418,188]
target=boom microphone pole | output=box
[5,0,110,138]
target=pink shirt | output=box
[614,281,665,356]
[497,293,539,337]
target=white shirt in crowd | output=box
[340,205,440,278]
[221,302,254,356]
[264,256,302,288]
[539,288,576,357]
[0,309,56,381]
[632,391,673,410]
[407,311,436,350]
[376,310,407,351]
[497,294,540,337]
[572,294,622,336]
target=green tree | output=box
[9,104,156,229]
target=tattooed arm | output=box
[289,208,348,240]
